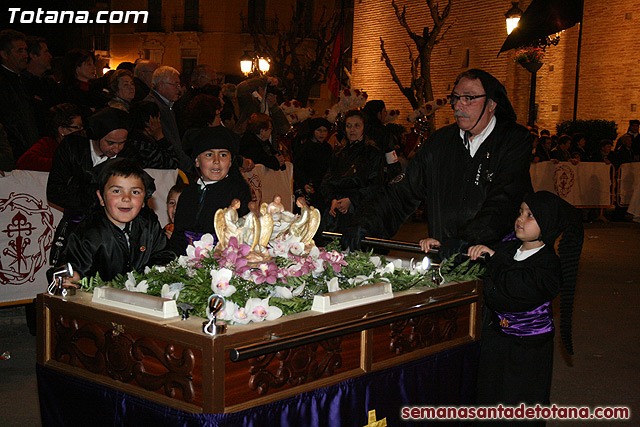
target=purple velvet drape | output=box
[37,341,479,426]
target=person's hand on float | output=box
[304,184,315,194]
[420,238,441,253]
[275,153,286,167]
[329,199,339,217]
[467,245,495,260]
[336,197,351,214]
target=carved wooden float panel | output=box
[38,280,481,413]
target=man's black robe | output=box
[358,119,532,248]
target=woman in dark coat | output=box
[320,109,384,233]
[294,117,333,211]
[58,49,108,120]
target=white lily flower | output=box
[177,255,189,268]
[124,273,148,293]
[245,297,283,322]
[369,256,382,268]
[383,262,396,274]
[144,266,151,274]
[268,239,290,258]
[327,277,341,292]
[216,301,238,321]
[155,266,167,273]
[210,268,236,297]
[292,284,305,296]
[274,286,293,299]
[232,307,252,325]
[308,246,320,260]
[186,233,215,259]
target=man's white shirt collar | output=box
[90,140,113,166]
[459,115,496,157]
[154,90,174,109]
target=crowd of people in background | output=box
[529,122,640,167]
[1,27,640,258]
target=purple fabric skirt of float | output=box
[493,301,554,336]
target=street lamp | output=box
[257,57,270,73]
[240,51,254,76]
[240,52,271,76]
[505,2,523,35]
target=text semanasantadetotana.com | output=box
[401,404,631,421]
[7,8,148,24]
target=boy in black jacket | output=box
[59,158,174,284]
[169,126,252,255]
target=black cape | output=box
[357,119,532,247]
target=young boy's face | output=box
[514,202,541,242]
[97,174,146,227]
[167,190,180,223]
[195,149,231,181]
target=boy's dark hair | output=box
[167,182,187,202]
[98,158,156,202]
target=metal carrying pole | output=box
[229,291,478,362]
[321,231,438,255]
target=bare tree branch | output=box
[380,37,419,109]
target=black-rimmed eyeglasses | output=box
[448,93,487,106]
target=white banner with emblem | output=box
[530,162,613,206]
[0,169,178,304]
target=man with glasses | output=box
[144,65,192,173]
[342,69,532,256]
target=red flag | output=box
[327,29,343,99]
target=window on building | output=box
[296,0,314,32]
[184,0,199,31]
[182,49,199,83]
[148,0,162,32]
[248,0,266,29]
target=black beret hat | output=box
[87,107,131,140]
[183,126,238,159]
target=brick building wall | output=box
[352,0,640,135]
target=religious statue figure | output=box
[214,195,321,259]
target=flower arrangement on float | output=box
[513,47,545,64]
[279,100,314,125]
[78,235,471,324]
[407,98,449,123]
[324,88,368,123]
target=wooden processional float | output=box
[38,197,482,414]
